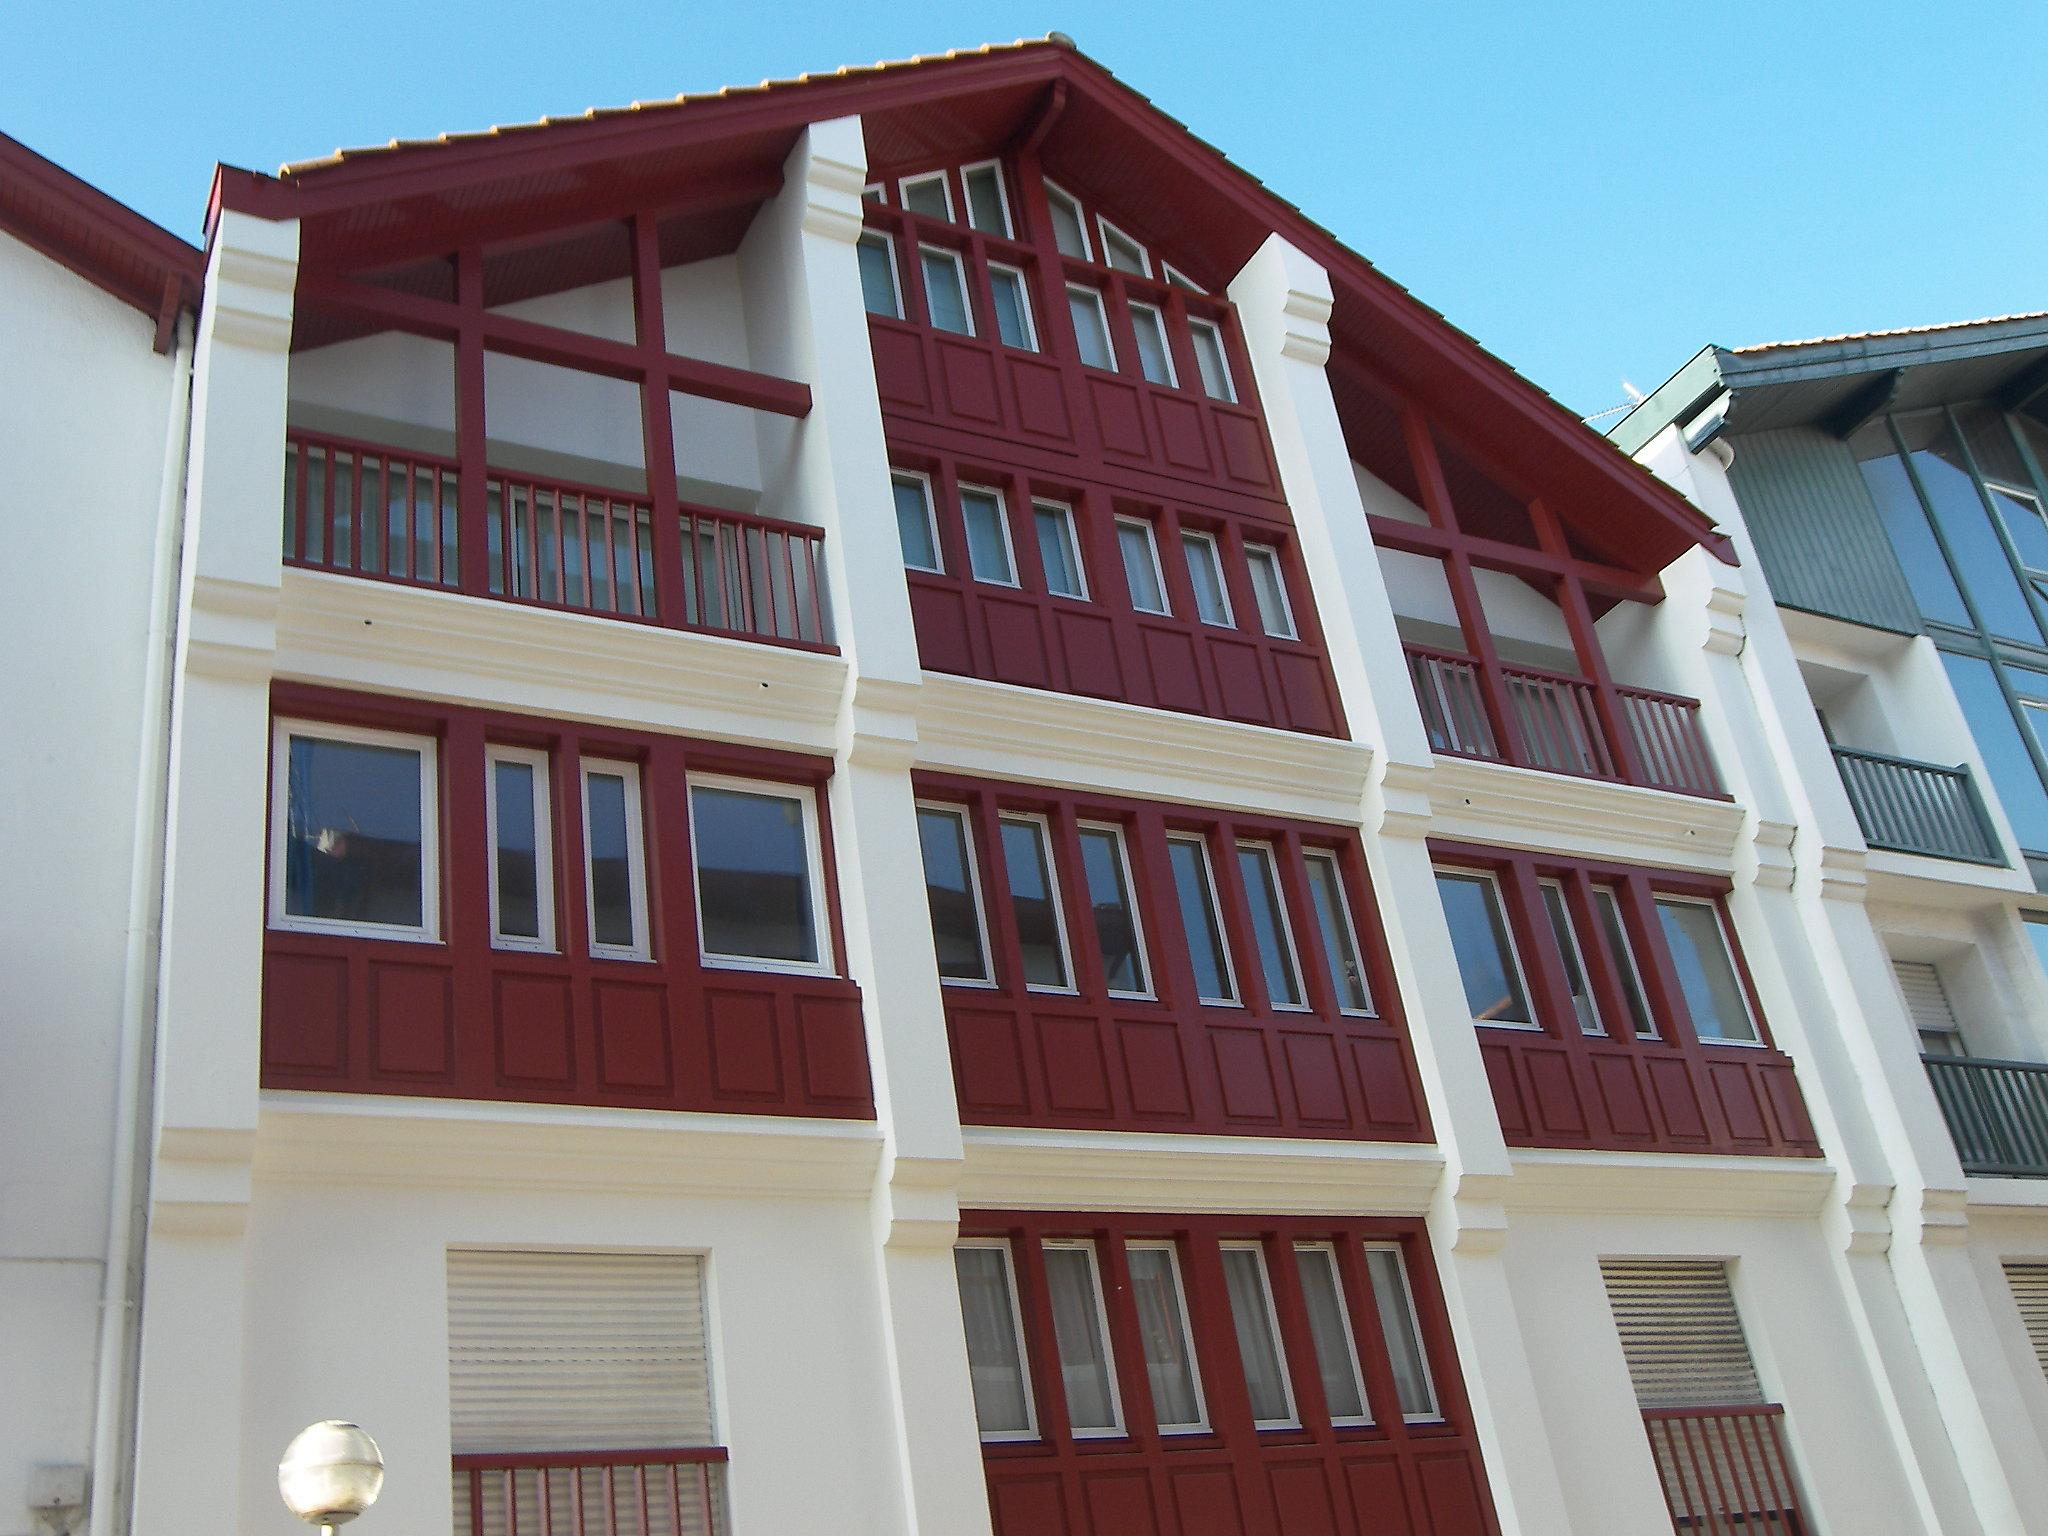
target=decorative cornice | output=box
[204,216,299,354]
[1744,818,1799,890]
[840,676,922,771]
[913,673,1375,824]
[798,116,869,245]
[1832,1181,1896,1256]
[959,1125,1445,1216]
[874,1153,967,1252]
[1369,757,1436,840]
[1702,580,1747,658]
[150,1127,258,1238]
[1426,756,1746,873]
[1906,1185,1972,1247]
[183,574,279,681]
[1500,1147,1838,1218]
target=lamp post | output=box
[277,1421,385,1536]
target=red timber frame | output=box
[862,148,1347,736]
[1336,361,1723,798]
[1430,841,1818,1157]
[260,685,874,1119]
[919,773,1428,1140]
[963,1213,1498,1536]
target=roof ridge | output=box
[1733,309,2048,355]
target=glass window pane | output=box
[964,165,1010,236]
[1245,545,1295,638]
[990,267,1035,350]
[893,475,940,571]
[902,175,951,220]
[1434,872,1533,1025]
[1221,1246,1293,1425]
[1295,1247,1368,1423]
[1118,520,1168,613]
[1365,1246,1439,1420]
[1182,532,1232,626]
[1001,817,1070,989]
[1045,184,1088,259]
[1035,503,1085,598]
[1895,410,2039,641]
[961,488,1015,584]
[1169,836,1235,1003]
[955,1247,1033,1437]
[918,806,989,982]
[1079,826,1149,995]
[857,233,900,318]
[691,783,819,964]
[1236,843,1303,1008]
[1851,421,1969,627]
[1304,851,1372,1013]
[1654,898,1757,1043]
[1190,321,1234,402]
[1540,882,1602,1035]
[1941,650,2048,850]
[1099,223,1148,275]
[491,757,542,941]
[2025,915,2048,989]
[1592,887,1657,1038]
[1958,404,2048,573]
[1043,1245,1120,1433]
[584,770,638,951]
[282,734,425,929]
[1127,1244,1204,1430]
[1067,287,1114,370]
[920,247,972,335]
[1130,304,1175,386]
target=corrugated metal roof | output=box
[1733,311,2048,356]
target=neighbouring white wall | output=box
[0,233,182,1536]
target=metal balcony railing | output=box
[1923,1054,2048,1177]
[1833,747,2002,864]
[453,1448,727,1536]
[1641,1405,1807,1536]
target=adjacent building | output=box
[5,37,2047,1536]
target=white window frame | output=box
[1125,1238,1209,1433]
[1219,1240,1299,1428]
[485,743,556,953]
[1236,839,1308,1012]
[580,757,650,962]
[1363,1241,1442,1423]
[998,810,1077,995]
[1434,865,1540,1031]
[898,170,956,222]
[956,1238,1039,1443]
[1116,515,1171,615]
[861,183,885,203]
[918,799,996,989]
[1181,528,1236,628]
[1095,215,1153,277]
[1041,1238,1126,1438]
[986,261,1040,352]
[686,772,834,977]
[1043,179,1093,260]
[1302,847,1374,1017]
[1539,877,1604,1037]
[1127,300,1178,388]
[1032,498,1088,600]
[1065,284,1118,371]
[1188,317,1238,403]
[1293,1241,1372,1427]
[1593,884,1659,1040]
[1161,262,1205,293]
[959,158,1015,238]
[1078,819,1154,1000]
[1654,893,1764,1047]
[856,230,904,320]
[891,468,944,574]
[1168,831,1240,1007]
[1243,542,1298,639]
[959,481,1021,588]
[917,243,976,336]
[269,717,441,943]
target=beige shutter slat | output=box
[2008,1262,2048,1377]
[1600,1259,1763,1410]
[1894,962,1959,1039]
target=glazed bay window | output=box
[1188,318,1236,402]
[1433,868,1535,1027]
[1129,300,1177,386]
[1244,542,1296,639]
[988,262,1037,351]
[918,244,974,336]
[918,803,992,983]
[1127,1241,1206,1431]
[1067,285,1116,371]
[1221,1242,1298,1427]
[485,745,554,952]
[1043,1241,1124,1435]
[1077,821,1150,997]
[960,483,1017,585]
[1304,849,1373,1014]
[1236,840,1306,1009]
[271,719,438,940]
[1181,529,1234,627]
[956,1241,1035,1440]
[857,231,902,319]
[1365,1243,1440,1420]
[1168,833,1238,1004]
[1117,515,1170,614]
[688,776,829,972]
[1033,500,1086,599]
[1001,814,1074,990]
[1294,1244,1369,1425]
[1653,896,1760,1045]
[892,470,943,573]
[581,759,649,959]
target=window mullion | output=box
[1205,818,1258,1011]
[1261,1232,1334,1440]
[971,793,1022,992]
[1562,868,1630,1043]
[1273,829,1335,1021]
[1092,1232,1160,1449]
[1497,861,1569,1038]
[1620,877,1696,1046]
[1045,803,1103,996]
[1008,1230,1076,1444]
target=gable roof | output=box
[0,131,202,352]
[214,36,1729,571]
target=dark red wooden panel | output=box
[494,972,577,1086]
[1081,1471,1159,1536]
[1037,1011,1114,1115]
[1644,1057,1710,1143]
[1118,1020,1194,1118]
[951,1005,1032,1115]
[1273,651,1339,736]
[262,952,350,1073]
[937,338,1005,428]
[908,581,975,672]
[795,993,871,1107]
[1209,636,1274,725]
[1281,1031,1350,1127]
[982,596,1054,688]
[1138,626,1207,713]
[368,960,453,1079]
[989,1475,1070,1536]
[869,326,931,412]
[1588,1053,1654,1140]
[1415,1453,1490,1536]
[1053,609,1124,698]
[594,979,672,1092]
[1169,1467,1249,1536]
[1211,1026,1282,1122]
[1523,1046,1588,1138]
[1268,1461,1342,1536]
[704,988,784,1101]
[1340,1459,1418,1536]
[1706,1060,1771,1146]
[1478,1042,1530,1138]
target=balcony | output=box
[1640,1405,1806,1536]
[1923,1054,2048,1176]
[1407,645,1723,798]
[282,429,832,650]
[1833,747,2002,864]
[453,1448,726,1536]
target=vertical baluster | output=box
[603,1465,618,1536]
[1672,1416,1725,1536]
[636,1464,650,1536]
[287,440,307,562]
[469,1468,486,1536]
[779,528,799,642]
[504,1468,519,1536]
[569,1467,586,1536]
[1712,1413,1764,1523]
[598,496,618,614]
[538,1467,553,1536]
[698,1464,716,1536]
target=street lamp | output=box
[278,1421,385,1535]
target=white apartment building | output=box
[3,36,2045,1536]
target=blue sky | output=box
[9,1,2040,416]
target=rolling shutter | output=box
[1600,1260,1763,1409]
[1894,962,1962,1050]
[2008,1262,2048,1377]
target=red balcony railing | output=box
[1641,1405,1806,1536]
[1406,643,1723,797]
[453,1448,726,1536]
[284,429,831,650]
